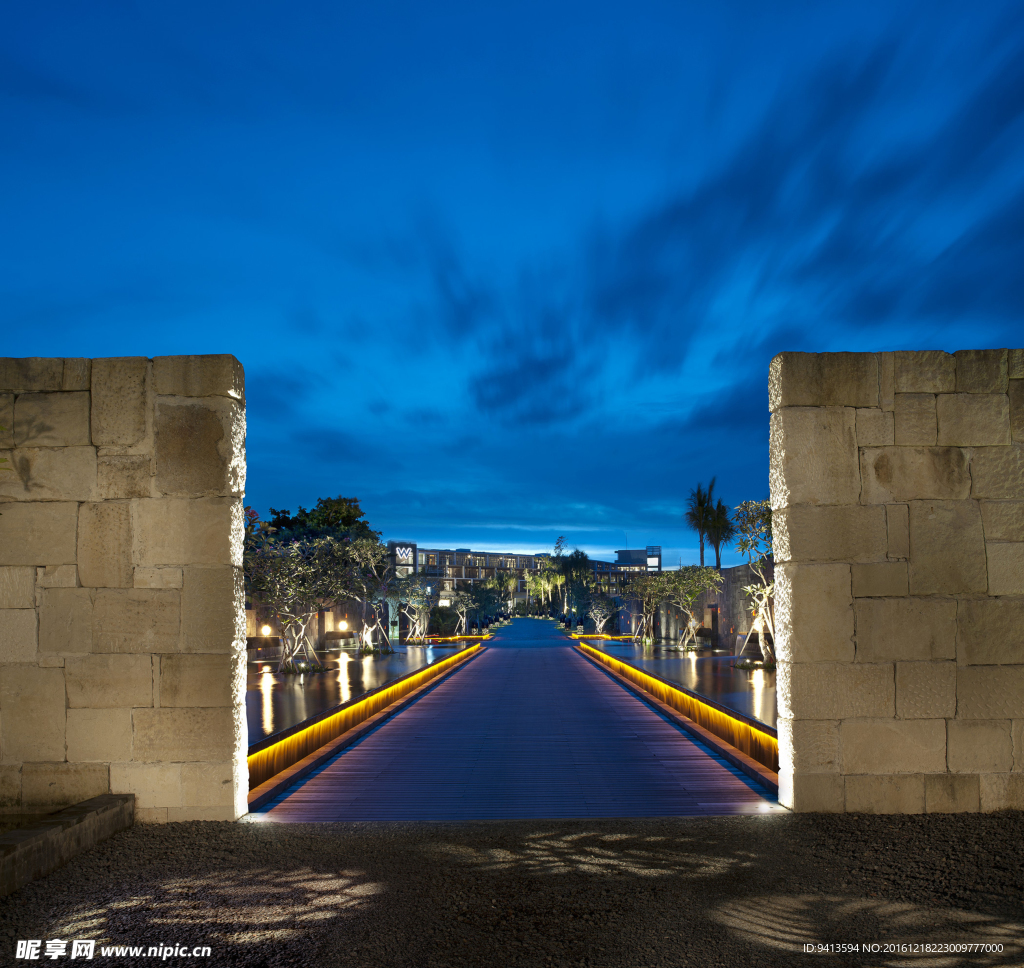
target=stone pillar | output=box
[771,349,1024,813]
[0,356,247,821]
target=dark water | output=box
[245,646,468,746]
[594,643,777,728]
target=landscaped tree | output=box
[705,498,735,570]
[449,589,474,635]
[400,576,435,640]
[623,572,669,645]
[734,498,776,663]
[468,580,500,629]
[243,508,353,672]
[587,594,619,635]
[684,478,716,567]
[561,549,594,623]
[663,565,723,648]
[489,570,519,613]
[346,537,396,652]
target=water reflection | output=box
[596,643,777,728]
[245,646,465,746]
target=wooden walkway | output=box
[253,620,782,821]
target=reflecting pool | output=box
[593,643,777,728]
[245,646,467,746]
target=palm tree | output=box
[705,498,736,570]
[684,478,716,567]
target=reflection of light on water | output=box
[260,671,274,737]
[748,669,769,725]
[337,651,350,705]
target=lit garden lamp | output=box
[260,625,273,673]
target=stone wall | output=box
[770,349,1024,813]
[0,356,247,821]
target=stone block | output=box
[955,349,1008,393]
[855,598,956,662]
[21,764,109,807]
[0,608,37,662]
[971,445,1024,500]
[154,398,245,498]
[947,720,1012,773]
[0,394,12,446]
[167,805,238,821]
[777,718,840,774]
[109,762,182,809]
[132,497,242,567]
[936,393,1010,446]
[956,666,1024,719]
[851,562,908,597]
[180,761,236,808]
[837,663,896,719]
[13,391,90,447]
[1011,350,1024,380]
[894,351,955,393]
[134,807,168,822]
[855,408,894,447]
[841,719,946,774]
[0,765,21,806]
[92,588,180,653]
[133,567,183,589]
[894,393,937,445]
[35,565,77,588]
[0,358,63,392]
[0,566,35,607]
[859,447,969,504]
[987,542,1024,595]
[956,599,1024,664]
[908,500,987,595]
[38,655,64,667]
[779,772,845,812]
[62,358,91,391]
[0,446,97,502]
[769,352,878,409]
[896,662,956,719]
[0,502,78,566]
[886,504,909,559]
[1015,720,1024,771]
[131,707,235,762]
[981,501,1024,541]
[181,565,245,654]
[769,408,859,509]
[97,455,151,499]
[38,587,94,653]
[0,666,66,761]
[153,355,244,400]
[90,357,147,447]
[77,502,133,588]
[925,774,980,813]
[65,654,152,708]
[1010,380,1024,443]
[773,505,887,564]
[66,708,133,762]
[845,774,925,814]
[879,352,894,411]
[777,660,834,719]
[774,563,854,662]
[158,653,239,707]
[979,773,1024,812]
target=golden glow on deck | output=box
[248,644,482,790]
[576,642,779,773]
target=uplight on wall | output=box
[261,625,272,636]
[338,621,348,631]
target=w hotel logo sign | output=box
[395,546,414,564]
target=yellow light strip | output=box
[247,645,482,789]
[576,642,779,773]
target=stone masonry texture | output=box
[0,356,247,821]
[770,349,1024,814]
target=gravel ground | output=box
[2,813,1022,968]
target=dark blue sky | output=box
[4,1,1023,565]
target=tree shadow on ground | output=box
[2,814,1022,967]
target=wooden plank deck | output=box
[252,620,784,821]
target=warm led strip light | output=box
[576,642,779,773]
[247,644,483,789]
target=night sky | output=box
[4,2,1023,566]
